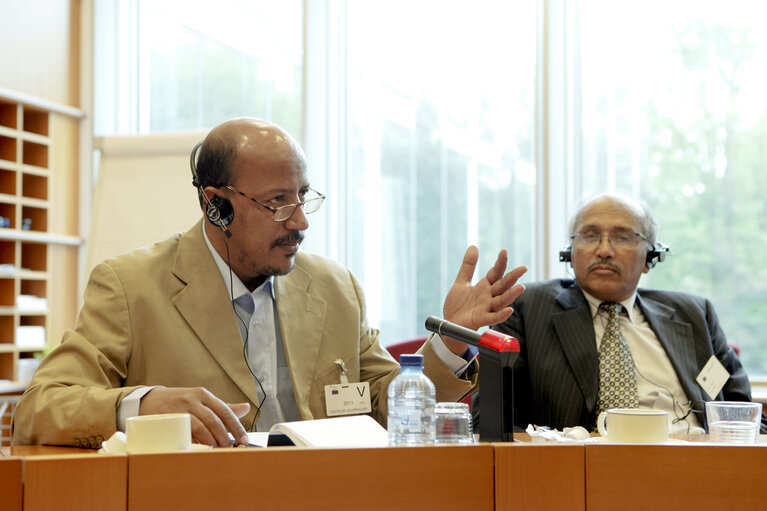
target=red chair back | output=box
[385,336,428,362]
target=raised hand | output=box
[441,246,527,353]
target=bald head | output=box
[194,118,307,203]
[570,192,658,247]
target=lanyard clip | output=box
[334,358,349,384]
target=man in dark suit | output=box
[492,192,766,433]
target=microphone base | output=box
[477,348,516,442]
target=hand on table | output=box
[139,387,250,447]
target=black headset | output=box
[559,241,670,269]
[190,141,233,238]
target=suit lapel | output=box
[551,286,600,412]
[274,257,327,416]
[636,293,704,405]
[170,220,263,406]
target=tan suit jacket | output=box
[12,220,476,446]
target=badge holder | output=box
[425,316,520,442]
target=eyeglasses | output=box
[570,231,648,249]
[225,185,325,222]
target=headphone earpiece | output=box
[206,196,234,227]
[191,141,233,238]
[645,242,670,269]
[559,246,572,263]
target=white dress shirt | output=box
[203,227,301,431]
[583,290,705,434]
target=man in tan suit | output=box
[12,118,526,447]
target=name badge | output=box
[696,355,730,400]
[325,383,372,417]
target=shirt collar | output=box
[201,222,275,301]
[582,288,637,324]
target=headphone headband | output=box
[190,142,204,188]
[559,242,670,268]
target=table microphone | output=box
[425,316,519,442]
[424,316,519,353]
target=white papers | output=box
[17,294,48,311]
[16,358,41,383]
[248,415,389,448]
[16,325,45,348]
[525,424,591,443]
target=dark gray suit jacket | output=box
[489,279,766,432]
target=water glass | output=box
[435,402,475,444]
[705,401,762,444]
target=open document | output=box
[247,415,389,448]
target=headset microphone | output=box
[190,142,233,238]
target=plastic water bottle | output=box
[387,354,436,446]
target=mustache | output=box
[271,231,304,248]
[586,259,622,274]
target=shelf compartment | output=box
[20,279,46,301]
[21,140,48,168]
[0,168,16,195]
[0,353,13,379]
[0,241,14,269]
[20,242,46,272]
[20,206,47,232]
[0,315,12,343]
[0,279,14,307]
[22,109,49,136]
[0,135,16,163]
[0,202,15,229]
[19,315,45,327]
[0,102,17,129]
[22,173,47,200]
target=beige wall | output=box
[0,1,80,107]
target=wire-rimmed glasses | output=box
[570,231,648,249]
[225,185,325,222]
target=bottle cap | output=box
[399,354,424,368]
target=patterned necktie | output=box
[596,302,639,414]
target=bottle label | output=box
[325,382,372,416]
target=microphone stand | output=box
[425,316,519,442]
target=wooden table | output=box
[495,442,585,510]
[2,446,126,511]
[3,444,494,511]
[128,444,494,511]
[5,437,767,510]
[0,455,22,511]
[585,441,767,510]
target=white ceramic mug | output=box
[597,408,669,443]
[125,413,192,453]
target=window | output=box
[92,0,767,377]
[94,0,303,136]
[344,1,537,341]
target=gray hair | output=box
[568,192,659,248]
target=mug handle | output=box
[597,411,609,436]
